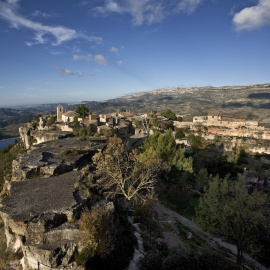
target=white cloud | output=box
[89,72,95,77]
[93,0,124,14]
[76,70,84,77]
[94,54,109,65]
[73,53,109,66]
[73,54,92,61]
[176,0,202,14]
[55,67,74,76]
[110,46,118,53]
[49,50,64,55]
[32,10,55,18]
[117,60,123,65]
[233,0,270,31]
[92,0,202,25]
[0,0,102,45]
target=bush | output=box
[132,201,154,224]
[175,129,185,139]
[60,149,78,157]
[0,141,25,192]
[137,250,162,270]
[45,115,57,126]
[78,205,113,259]
[74,247,95,266]
[33,114,41,122]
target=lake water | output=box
[0,139,17,150]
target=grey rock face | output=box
[0,171,89,269]
[0,134,107,269]
[1,171,81,221]
[19,122,73,150]
[12,137,105,180]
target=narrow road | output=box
[154,203,269,270]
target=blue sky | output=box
[0,0,270,107]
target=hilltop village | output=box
[1,104,270,270]
[20,104,270,155]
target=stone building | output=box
[57,105,79,123]
[62,111,79,123]
[57,104,64,122]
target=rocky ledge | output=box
[0,171,89,269]
[0,131,109,269]
[12,137,106,181]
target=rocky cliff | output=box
[19,121,73,150]
[0,129,108,269]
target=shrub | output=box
[45,115,57,126]
[175,129,185,139]
[60,149,78,157]
[74,247,96,267]
[78,204,113,259]
[137,250,162,270]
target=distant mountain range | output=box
[1,83,270,139]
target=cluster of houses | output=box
[193,111,259,129]
[173,111,270,140]
[56,104,176,139]
[56,104,270,143]
[57,104,143,138]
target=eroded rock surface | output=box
[0,127,108,269]
[19,122,73,150]
[0,171,91,269]
[12,137,106,180]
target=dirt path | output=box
[154,203,269,270]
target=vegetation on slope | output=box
[0,141,25,193]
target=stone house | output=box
[114,123,129,138]
[57,105,79,123]
[206,111,258,129]
[62,111,79,123]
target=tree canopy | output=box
[196,177,268,265]
[161,109,176,120]
[75,105,91,118]
[93,137,165,202]
[141,130,193,173]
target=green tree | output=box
[175,129,185,139]
[141,130,193,173]
[196,177,268,265]
[161,109,176,120]
[93,137,164,202]
[147,110,159,128]
[177,116,183,122]
[187,133,204,149]
[195,167,209,193]
[75,105,91,118]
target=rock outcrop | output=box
[0,171,86,269]
[0,127,108,269]
[0,168,114,269]
[12,137,106,181]
[19,122,73,150]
